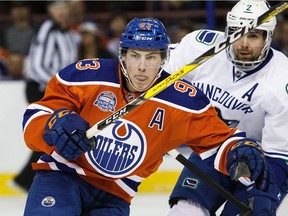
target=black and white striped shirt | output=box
[25,19,79,90]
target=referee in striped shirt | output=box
[25,1,80,103]
[14,0,80,191]
[25,0,79,102]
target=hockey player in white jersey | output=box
[165,0,288,215]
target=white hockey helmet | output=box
[226,0,277,72]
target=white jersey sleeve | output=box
[261,50,288,159]
[164,29,225,81]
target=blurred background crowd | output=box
[0,0,287,81]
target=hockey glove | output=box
[222,177,280,216]
[226,139,270,190]
[251,184,281,216]
[43,109,95,160]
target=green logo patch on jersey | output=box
[286,84,288,94]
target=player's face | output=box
[124,49,163,92]
[232,30,266,61]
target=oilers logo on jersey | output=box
[85,119,147,178]
[94,91,117,112]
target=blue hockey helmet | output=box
[119,18,170,52]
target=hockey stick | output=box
[86,1,288,139]
[86,1,288,214]
[168,149,252,215]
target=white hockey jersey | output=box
[165,29,288,161]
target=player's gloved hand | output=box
[226,139,269,189]
[250,162,281,216]
[43,108,95,160]
[226,139,281,215]
[251,187,280,216]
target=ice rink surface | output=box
[0,194,170,216]
[1,193,288,216]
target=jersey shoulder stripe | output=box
[57,58,120,84]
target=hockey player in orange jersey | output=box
[22,18,277,215]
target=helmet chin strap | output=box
[120,59,164,92]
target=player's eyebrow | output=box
[130,49,161,56]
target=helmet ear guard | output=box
[225,0,277,72]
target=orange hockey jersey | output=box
[22,58,245,203]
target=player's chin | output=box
[237,54,254,61]
[136,85,148,92]
[133,82,150,91]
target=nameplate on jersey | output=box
[85,119,147,178]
